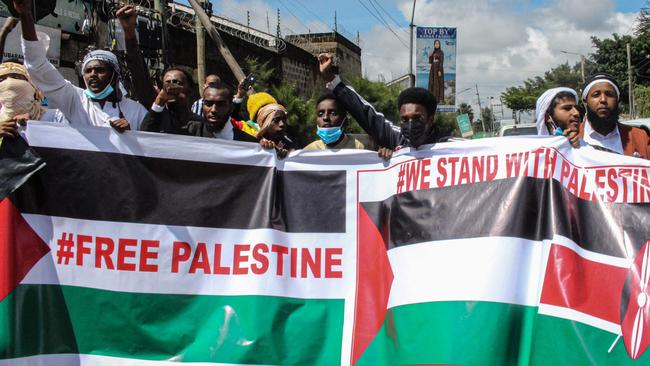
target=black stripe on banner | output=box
[361,177,650,257]
[11,147,346,233]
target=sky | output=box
[207,0,648,119]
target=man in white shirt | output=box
[579,73,649,158]
[14,0,146,131]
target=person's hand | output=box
[276,147,288,159]
[12,0,32,17]
[110,118,131,133]
[378,146,393,161]
[318,53,336,82]
[236,79,252,99]
[155,83,183,105]
[116,5,137,40]
[1,17,19,35]
[563,123,580,148]
[0,119,18,138]
[259,138,275,150]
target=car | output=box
[619,118,650,135]
[498,123,538,136]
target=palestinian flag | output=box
[354,138,650,365]
[1,122,355,365]
[4,122,650,365]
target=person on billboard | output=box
[428,39,444,104]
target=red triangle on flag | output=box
[0,197,50,302]
[351,204,394,365]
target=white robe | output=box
[21,36,146,131]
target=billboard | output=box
[416,27,457,112]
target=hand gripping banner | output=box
[2,122,650,365]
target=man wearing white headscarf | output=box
[14,0,146,131]
[534,87,581,147]
[579,73,649,158]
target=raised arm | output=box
[318,53,404,149]
[117,5,157,109]
[15,0,82,119]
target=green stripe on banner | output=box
[529,314,650,365]
[0,285,344,365]
[356,301,538,366]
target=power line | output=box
[356,0,409,49]
[277,0,314,34]
[368,0,409,36]
[286,0,333,32]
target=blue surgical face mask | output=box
[317,126,343,145]
[84,84,114,100]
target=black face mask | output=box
[401,120,428,148]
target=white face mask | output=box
[0,77,44,122]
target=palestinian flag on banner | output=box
[5,122,650,365]
[354,138,650,365]
[0,122,356,365]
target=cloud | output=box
[360,0,639,117]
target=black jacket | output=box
[331,81,438,149]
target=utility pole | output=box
[266,11,270,33]
[409,0,417,87]
[187,0,246,82]
[334,11,338,33]
[579,55,585,84]
[276,8,281,39]
[627,43,635,118]
[247,11,250,31]
[476,84,486,133]
[196,0,205,91]
[153,0,168,67]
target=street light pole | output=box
[560,50,586,84]
[409,0,417,87]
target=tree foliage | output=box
[501,63,583,115]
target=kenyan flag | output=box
[354,145,650,365]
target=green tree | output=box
[634,84,650,117]
[458,103,474,123]
[501,62,583,119]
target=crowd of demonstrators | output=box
[15,0,146,132]
[318,52,440,159]
[3,0,650,163]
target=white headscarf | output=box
[535,87,578,135]
[581,79,620,100]
[81,50,120,75]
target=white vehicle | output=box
[620,118,650,135]
[498,123,538,137]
